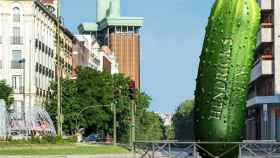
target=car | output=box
[83,134,99,143]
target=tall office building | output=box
[78,0,144,88]
[246,0,280,140]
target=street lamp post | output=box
[56,0,63,137]
[131,100,135,148]
[113,103,117,146]
[128,81,136,148]
[18,59,27,138]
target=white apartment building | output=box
[75,35,101,70]
[100,46,119,75]
[246,0,280,140]
[158,113,173,127]
[0,0,73,134]
[75,34,118,74]
[72,38,89,75]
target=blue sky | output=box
[61,0,215,113]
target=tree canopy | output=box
[46,67,165,142]
[0,80,14,107]
[172,100,194,141]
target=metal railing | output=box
[10,36,23,45]
[11,61,24,69]
[134,141,280,158]
[13,86,24,94]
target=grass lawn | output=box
[0,144,130,155]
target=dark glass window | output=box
[35,39,38,48]
[42,43,45,52]
[39,64,42,73]
[35,63,39,72]
[39,41,41,50]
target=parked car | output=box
[83,134,99,143]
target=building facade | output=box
[75,34,101,71]
[72,38,89,75]
[158,113,173,127]
[0,0,74,134]
[78,0,144,88]
[246,0,280,140]
[73,35,118,75]
[101,46,119,75]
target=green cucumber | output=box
[194,0,260,157]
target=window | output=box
[35,39,38,48]
[42,43,45,52]
[48,68,51,77]
[12,75,23,93]
[13,27,20,37]
[39,64,42,73]
[35,63,39,72]
[39,41,42,50]
[12,101,24,119]
[12,50,21,61]
[13,7,20,22]
[51,49,54,57]
[12,27,22,44]
[42,66,45,75]
[48,47,51,56]
[11,50,23,69]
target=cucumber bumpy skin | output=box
[194,0,260,157]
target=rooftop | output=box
[78,23,99,33]
[79,17,144,33]
[98,17,144,30]
[78,0,143,34]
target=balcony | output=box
[11,61,24,69]
[256,27,273,47]
[14,87,24,94]
[247,96,280,107]
[250,59,273,83]
[258,0,272,10]
[10,36,23,45]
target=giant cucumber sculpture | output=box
[194,0,260,157]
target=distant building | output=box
[78,0,144,88]
[246,0,280,140]
[72,39,89,75]
[158,113,173,127]
[75,35,101,71]
[73,35,118,75]
[101,46,119,74]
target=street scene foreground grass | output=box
[0,144,129,155]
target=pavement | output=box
[0,154,141,158]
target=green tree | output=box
[46,67,165,142]
[135,91,165,140]
[46,79,79,135]
[172,100,194,141]
[0,80,14,107]
[166,125,175,140]
[136,111,165,140]
[46,67,114,136]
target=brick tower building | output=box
[78,0,144,88]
